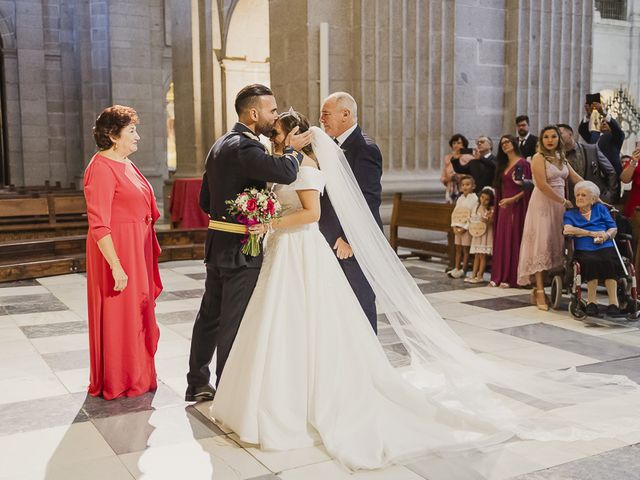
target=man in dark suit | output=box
[186,84,312,402]
[516,115,538,159]
[319,92,383,333]
[451,135,496,192]
[558,123,617,204]
[578,102,625,175]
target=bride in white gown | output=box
[210,111,640,472]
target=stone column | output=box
[14,0,49,185]
[108,0,168,194]
[169,0,214,179]
[270,0,455,194]
[0,4,22,186]
[503,0,592,132]
[75,0,112,167]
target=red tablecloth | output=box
[169,178,209,228]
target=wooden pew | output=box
[389,193,455,267]
[0,194,88,241]
[0,229,207,282]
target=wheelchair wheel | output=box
[550,275,563,310]
[569,298,587,319]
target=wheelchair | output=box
[549,207,640,323]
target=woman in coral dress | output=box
[490,135,531,288]
[84,105,163,399]
[517,125,582,309]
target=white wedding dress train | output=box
[210,167,511,470]
[210,128,640,473]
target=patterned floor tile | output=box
[0,392,88,436]
[577,356,640,383]
[0,293,69,314]
[20,320,87,339]
[91,405,224,455]
[42,349,90,371]
[156,310,198,326]
[464,293,532,311]
[498,323,640,361]
[80,384,184,420]
[512,443,640,479]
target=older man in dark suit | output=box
[319,92,383,333]
[185,84,312,402]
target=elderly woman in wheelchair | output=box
[562,181,627,318]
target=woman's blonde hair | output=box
[536,125,567,164]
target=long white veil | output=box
[311,125,640,441]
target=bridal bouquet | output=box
[225,188,283,257]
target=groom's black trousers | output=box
[187,264,260,388]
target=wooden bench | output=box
[0,229,207,282]
[389,193,455,267]
[0,195,88,241]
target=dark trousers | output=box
[339,256,377,333]
[187,264,260,388]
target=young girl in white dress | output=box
[466,187,495,283]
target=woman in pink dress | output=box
[490,135,531,288]
[517,125,582,309]
[84,105,163,399]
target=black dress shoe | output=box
[605,304,623,317]
[185,384,216,402]
[585,302,599,317]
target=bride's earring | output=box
[113,143,118,151]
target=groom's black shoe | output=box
[185,384,216,402]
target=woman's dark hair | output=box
[277,110,314,156]
[493,134,521,189]
[93,105,139,150]
[448,133,469,149]
[479,187,495,208]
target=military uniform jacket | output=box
[199,122,302,269]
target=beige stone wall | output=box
[0,0,169,192]
[270,0,593,196]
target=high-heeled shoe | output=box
[534,289,549,311]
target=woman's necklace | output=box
[580,207,591,219]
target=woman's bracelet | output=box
[110,259,121,270]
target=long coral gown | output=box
[84,153,163,400]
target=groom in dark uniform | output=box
[186,84,312,402]
[319,92,383,333]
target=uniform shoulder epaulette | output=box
[241,131,261,142]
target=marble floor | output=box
[1,259,640,480]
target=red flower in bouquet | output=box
[225,188,283,257]
[246,198,258,212]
